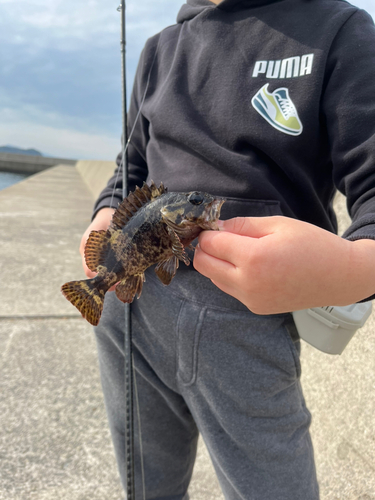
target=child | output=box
[81,0,375,498]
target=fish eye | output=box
[188,192,204,205]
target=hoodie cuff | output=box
[342,216,375,242]
[91,196,122,221]
[342,219,375,303]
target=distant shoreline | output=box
[0,152,76,175]
[0,146,43,156]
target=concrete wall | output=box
[76,160,116,200]
[0,155,116,202]
[0,152,77,174]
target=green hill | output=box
[0,146,43,156]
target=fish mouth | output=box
[200,198,225,230]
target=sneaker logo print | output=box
[251,84,303,136]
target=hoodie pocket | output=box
[220,197,283,220]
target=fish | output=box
[61,181,225,326]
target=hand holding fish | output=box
[194,216,375,314]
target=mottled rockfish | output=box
[61,181,225,326]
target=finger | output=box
[210,278,242,299]
[193,242,236,282]
[198,230,252,266]
[219,216,281,238]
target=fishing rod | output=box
[118,1,135,498]
[115,3,161,497]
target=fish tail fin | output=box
[61,277,107,326]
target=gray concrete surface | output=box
[0,164,374,499]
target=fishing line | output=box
[109,38,161,211]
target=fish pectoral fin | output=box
[165,226,190,266]
[84,229,111,272]
[155,256,179,285]
[115,275,145,303]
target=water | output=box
[0,171,30,191]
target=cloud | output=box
[0,0,180,158]
[0,0,179,53]
[0,106,120,160]
[1,1,118,50]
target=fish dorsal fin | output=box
[110,181,167,230]
[150,180,167,199]
[84,229,111,272]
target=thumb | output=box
[219,216,280,238]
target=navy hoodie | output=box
[94,0,375,244]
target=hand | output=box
[193,216,375,314]
[80,207,115,279]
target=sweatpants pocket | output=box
[281,313,302,379]
[176,300,207,386]
[187,307,302,406]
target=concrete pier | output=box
[0,163,374,499]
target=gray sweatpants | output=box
[94,266,319,500]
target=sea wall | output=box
[0,152,76,174]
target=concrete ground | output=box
[0,164,374,499]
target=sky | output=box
[0,0,374,160]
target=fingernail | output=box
[217,220,225,230]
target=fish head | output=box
[160,191,225,235]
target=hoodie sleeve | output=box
[92,35,160,219]
[322,8,375,242]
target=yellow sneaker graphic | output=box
[251,84,303,136]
